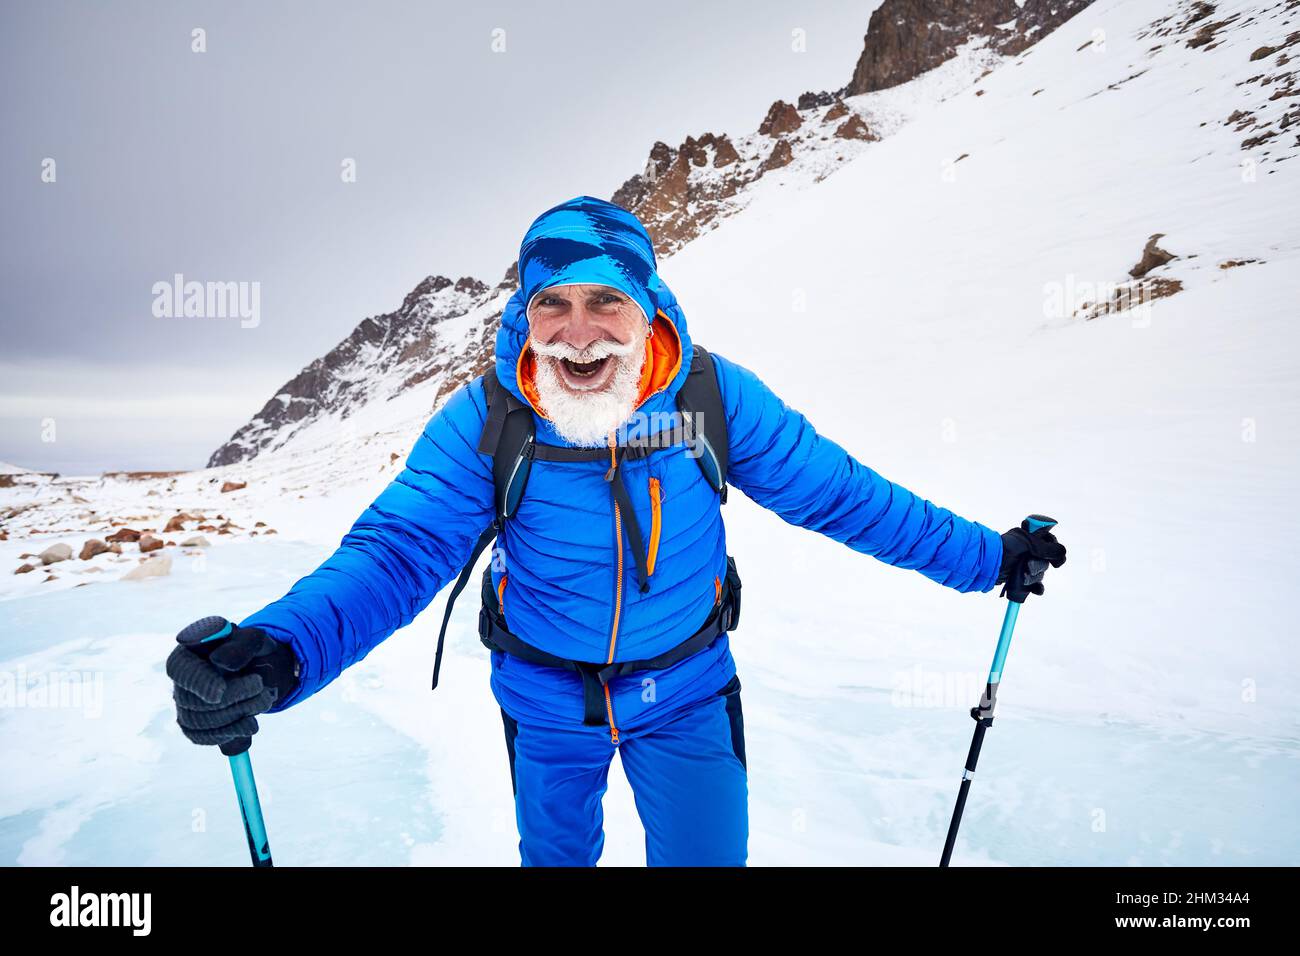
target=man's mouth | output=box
[561,356,611,379]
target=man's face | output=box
[527,284,646,395]
[526,283,649,446]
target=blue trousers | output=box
[500,675,749,866]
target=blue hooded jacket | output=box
[244,196,1003,734]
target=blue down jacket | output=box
[244,200,1002,734]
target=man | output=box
[168,196,1066,866]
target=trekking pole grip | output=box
[1003,514,1059,605]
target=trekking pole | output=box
[939,515,1058,867]
[220,736,274,867]
[177,617,275,867]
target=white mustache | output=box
[530,336,639,363]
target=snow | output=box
[2,0,1298,866]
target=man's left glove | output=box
[996,520,1067,601]
[166,616,300,747]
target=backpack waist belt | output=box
[479,557,741,727]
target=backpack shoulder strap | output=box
[477,367,535,519]
[433,371,535,690]
[676,344,729,502]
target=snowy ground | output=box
[3,0,1298,866]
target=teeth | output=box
[565,357,603,376]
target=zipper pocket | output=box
[646,477,662,577]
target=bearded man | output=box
[167,196,1066,867]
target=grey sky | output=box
[1,0,878,474]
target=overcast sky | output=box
[0,0,879,474]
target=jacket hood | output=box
[494,197,694,445]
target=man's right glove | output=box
[166,616,299,747]
[996,519,1067,602]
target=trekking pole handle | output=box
[1022,514,1057,534]
[176,616,272,866]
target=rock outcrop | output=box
[845,0,1094,95]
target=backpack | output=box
[430,344,730,689]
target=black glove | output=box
[996,517,1067,603]
[167,616,299,748]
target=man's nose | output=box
[555,301,605,350]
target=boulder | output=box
[106,527,142,543]
[1130,234,1177,278]
[180,535,211,548]
[220,480,247,494]
[79,539,110,561]
[759,139,795,173]
[139,534,164,554]
[758,100,803,136]
[39,543,73,565]
[823,101,850,123]
[122,555,172,581]
[834,115,878,141]
[163,514,190,533]
[14,563,35,575]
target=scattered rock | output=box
[797,90,838,110]
[1250,46,1278,62]
[163,514,190,533]
[139,534,164,554]
[823,101,850,122]
[106,528,142,543]
[180,535,211,548]
[108,542,122,554]
[79,539,110,561]
[264,529,277,535]
[711,136,740,167]
[1130,233,1177,278]
[14,563,35,575]
[39,543,73,565]
[834,115,878,141]
[220,480,247,494]
[122,555,172,581]
[255,521,267,528]
[759,139,795,173]
[758,100,802,137]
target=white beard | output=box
[530,334,646,447]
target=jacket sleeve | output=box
[711,352,1001,593]
[241,379,495,709]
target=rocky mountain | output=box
[208,275,507,466]
[845,0,1096,95]
[207,0,1096,468]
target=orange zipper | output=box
[497,575,508,624]
[646,477,662,577]
[605,435,623,745]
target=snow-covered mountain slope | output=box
[207,2,1094,468]
[3,0,1298,867]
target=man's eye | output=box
[596,294,621,305]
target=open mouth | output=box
[560,356,611,380]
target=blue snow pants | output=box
[499,675,749,866]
